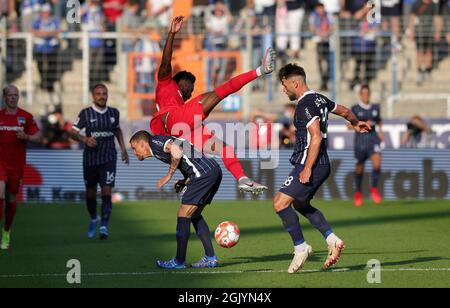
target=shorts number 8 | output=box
[284,176,294,187]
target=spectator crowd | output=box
[1,0,449,93]
[0,1,448,148]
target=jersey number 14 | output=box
[319,107,329,138]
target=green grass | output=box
[0,200,450,288]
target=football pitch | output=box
[0,200,449,288]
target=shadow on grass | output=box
[239,210,450,238]
[319,256,450,274]
[90,209,450,246]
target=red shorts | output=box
[182,125,215,151]
[0,161,23,195]
[150,95,205,137]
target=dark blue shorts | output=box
[355,143,381,164]
[279,164,330,202]
[181,166,223,207]
[83,160,117,188]
[381,4,402,17]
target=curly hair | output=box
[278,63,306,83]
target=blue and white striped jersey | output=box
[73,106,120,166]
[351,102,382,146]
[290,91,336,166]
[149,135,219,179]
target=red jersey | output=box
[0,108,39,172]
[103,0,126,23]
[155,76,185,113]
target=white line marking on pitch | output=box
[1,268,450,279]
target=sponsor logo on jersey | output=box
[305,107,312,120]
[90,131,115,138]
[0,126,22,131]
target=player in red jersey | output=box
[151,16,275,194]
[0,85,41,250]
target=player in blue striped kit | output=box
[274,64,372,273]
[350,85,383,207]
[71,84,129,240]
[130,130,222,269]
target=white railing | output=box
[387,93,450,118]
[1,21,449,119]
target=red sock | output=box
[4,201,17,231]
[0,199,4,223]
[214,70,259,99]
[221,145,246,181]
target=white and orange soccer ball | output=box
[215,221,240,248]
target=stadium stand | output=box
[0,0,449,123]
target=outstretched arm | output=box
[333,104,372,133]
[158,16,184,81]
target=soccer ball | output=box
[215,221,240,248]
[112,192,124,204]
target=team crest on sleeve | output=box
[17,117,26,125]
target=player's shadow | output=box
[221,252,447,269]
[308,256,449,274]
[221,253,325,268]
[340,249,428,256]
[239,210,450,238]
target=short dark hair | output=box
[129,130,152,144]
[278,63,306,82]
[360,84,370,92]
[91,83,108,93]
[173,71,196,84]
[316,2,325,8]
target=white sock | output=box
[294,242,308,254]
[238,176,249,182]
[256,67,263,77]
[326,233,339,246]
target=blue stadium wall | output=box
[21,149,450,203]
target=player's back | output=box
[155,76,185,112]
[290,91,336,166]
[73,106,120,166]
[149,135,219,179]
